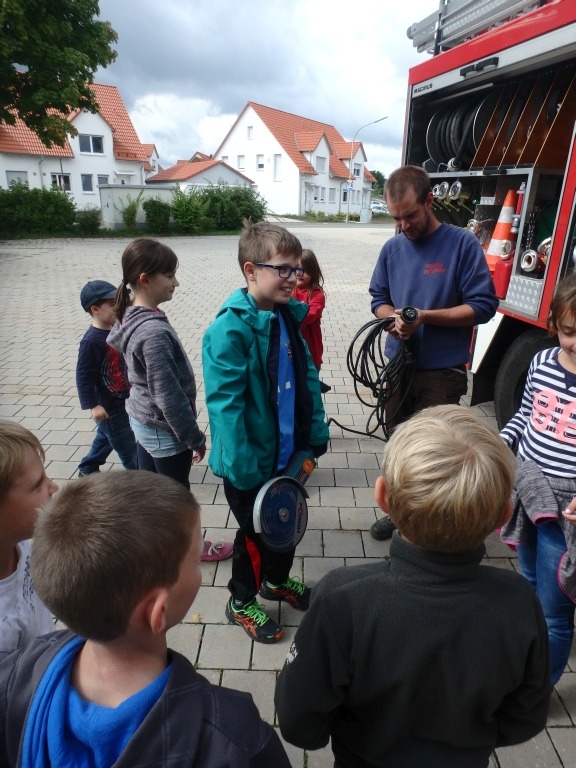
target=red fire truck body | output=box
[403,0,576,426]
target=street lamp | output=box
[345,116,388,223]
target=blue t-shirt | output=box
[277,311,296,470]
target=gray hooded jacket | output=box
[108,306,205,451]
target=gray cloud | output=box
[96,0,433,172]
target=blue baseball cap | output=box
[80,280,117,312]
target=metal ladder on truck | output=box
[407,0,545,55]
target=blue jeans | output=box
[78,407,137,474]
[518,519,575,685]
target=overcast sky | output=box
[95,0,435,176]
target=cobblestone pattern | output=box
[0,224,574,766]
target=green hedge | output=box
[0,182,76,236]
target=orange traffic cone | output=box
[485,189,517,275]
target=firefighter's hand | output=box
[393,308,421,341]
[562,497,576,525]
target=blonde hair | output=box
[0,420,44,500]
[382,405,514,552]
[32,471,199,642]
[238,220,302,270]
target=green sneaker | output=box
[259,576,311,611]
[225,597,284,643]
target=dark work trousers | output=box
[136,443,194,490]
[385,366,468,434]
[224,479,295,605]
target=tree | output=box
[370,169,386,198]
[0,0,117,147]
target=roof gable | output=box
[0,84,147,163]
[146,159,254,184]
[245,103,364,180]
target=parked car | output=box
[370,200,388,213]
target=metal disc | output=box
[253,477,309,553]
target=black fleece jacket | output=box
[275,534,551,768]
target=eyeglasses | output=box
[253,263,305,279]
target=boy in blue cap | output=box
[76,280,137,476]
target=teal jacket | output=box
[202,288,328,490]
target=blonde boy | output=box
[0,420,57,656]
[276,406,551,768]
[0,471,290,766]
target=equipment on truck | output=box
[404,0,576,426]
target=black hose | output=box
[328,314,417,441]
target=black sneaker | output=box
[259,576,311,611]
[225,597,284,644]
[370,515,396,541]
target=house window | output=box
[237,155,245,170]
[328,187,336,203]
[316,156,326,173]
[51,173,71,191]
[273,154,281,181]
[6,170,28,185]
[97,175,109,186]
[79,134,104,154]
[353,163,361,178]
[256,154,264,170]
[320,187,326,202]
[342,189,348,203]
[81,174,94,192]
[313,186,319,202]
[247,126,253,140]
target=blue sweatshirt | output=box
[75,326,130,412]
[369,223,498,369]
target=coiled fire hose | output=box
[328,307,418,441]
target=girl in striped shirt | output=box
[500,271,576,685]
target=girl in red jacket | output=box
[293,249,330,393]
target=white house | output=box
[212,102,377,217]
[0,84,150,209]
[145,158,255,189]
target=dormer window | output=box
[315,156,326,173]
[79,135,104,154]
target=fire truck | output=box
[404,0,576,427]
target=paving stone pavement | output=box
[1,224,575,767]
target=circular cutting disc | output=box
[253,477,309,553]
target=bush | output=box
[200,183,267,230]
[170,187,207,234]
[142,197,171,234]
[114,190,143,232]
[0,182,76,236]
[75,207,102,235]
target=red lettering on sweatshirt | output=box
[531,388,576,444]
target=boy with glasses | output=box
[202,221,329,643]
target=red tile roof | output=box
[89,84,148,162]
[0,116,73,157]
[0,84,147,163]
[146,159,254,184]
[214,102,368,181]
